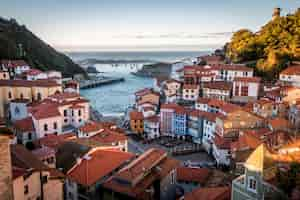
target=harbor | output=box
[79,76,125,89]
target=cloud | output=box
[114,32,233,39]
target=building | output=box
[160,103,177,135]
[64,80,80,94]
[195,98,210,111]
[213,110,264,166]
[252,99,280,119]
[288,100,300,130]
[163,79,181,103]
[202,82,232,101]
[231,144,288,200]
[212,64,253,82]
[232,77,261,103]
[0,130,14,200]
[177,167,211,193]
[144,115,160,139]
[32,146,56,168]
[13,92,90,142]
[0,60,30,78]
[183,65,216,85]
[182,84,200,102]
[197,55,224,65]
[9,98,29,121]
[0,79,62,117]
[66,148,134,200]
[103,148,180,200]
[268,117,291,132]
[171,105,187,138]
[11,144,64,200]
[187,110,204,144]
[279,64,300,87]
[135,88,160,106]
[183,186,231,200]
[0,70,9,80]
[76,121,128,151]
[13,117,36,145]
[129,110,144,134]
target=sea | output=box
[66,51,210,116]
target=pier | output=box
[79,77,125,89]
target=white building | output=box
[279,64,300,87]
[232,77,261,103]
[144,115,160,139]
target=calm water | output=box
[67,51,209,116]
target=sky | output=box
[1,0,299,51]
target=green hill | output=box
[0,17,86,77]
[225,8,300,79]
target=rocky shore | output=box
[132,62,172,77]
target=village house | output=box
[202,81,232,101]
[197,55,224,65]
[182,186,231,200]
[279,63,300,87]
[211,64,254,82]
[172,105,188,138]
[183,65,217,85]
[65,148,135,200]
[13,92,90,143]
[182,84,200,102]
[171,60,194,80]
[187,110,204,144]
[0,79,62,118]
[76,121,128,151]
[64,80,80,94]
[24,69,62,84]
[135,88,160,106]
[281,85,300,105]
[163,79,182,103]
[213,109,264,166]
[207,99,241,116]
[268,117,291,132]
[231,144,295,200]
[195,98,210,111]
[11,144,64,200]
[160,103,177,135]
[9,98,30,121]
[31,146,56,168]
[144,115,160,139]
[176,167,211,193]
[252,98,286,119]
[232,77,261,103]
[129,110,144,135]
[0,59,30,79]
[103,148,180,200]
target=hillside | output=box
[0,17,86,77]
[225,8,300,79]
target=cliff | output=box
[0,17,86,77]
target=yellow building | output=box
[129,110,144,134]
[0,79,62,117]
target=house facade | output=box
[232,77,261,103]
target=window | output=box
[20,93,24,99]
[8,91,12,99]
[241,86,248,96]
[63,110,67,117]
[64,119,68,123]
[71,110,74,116]
[78,119,82,123]
[24,185,29,194]
[235,86,239,96]
[42,175,48,184]
[53,122,57,129]
[248,177,257,192]
[37,92,42,101]
[28,132,32,140]
[44,124,48,131]
[78,110,81,116]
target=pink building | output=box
[160,103,177,135]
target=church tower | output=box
[272,7,281,20]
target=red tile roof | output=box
[30,103,61,120]
[208,99,241,113]
[211,64,252,72]
[49,92,80,100]
[130,110,144,120]
[234,77,261,83]
[14,117,34,132]
[177,167,211,184]
[160,103,178,110]
[196,97,211,104]
[280,64,300,75]
[214,135,232,149]
[67,149,134,186]
[32,146,55,159]
[183,84,199,90]
[25,69,43,76]
[79,121,103,133]
[268,117,290,130]
[34,133,76,150]
[90,129,128,144]
[134,88,153,96]
[231,132,262,152]
[103,149,180,198]
[0,79,61,87]
[184,186,231,200]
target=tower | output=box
[272,7,281,20]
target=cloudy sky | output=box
[1,0,299,51]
